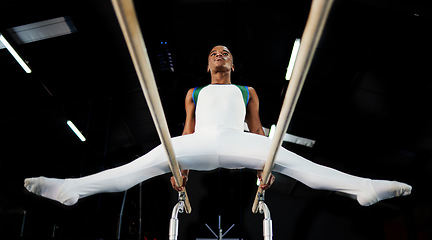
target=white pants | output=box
[64,127,371,201]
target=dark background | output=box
[1,0,431,239]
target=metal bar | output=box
[20,210,26,237]
[139,182,142,240]
[169,201,184,240]
[205,224,219,239]
[259,202,273,240]
[252,0,334,213]
[111,0,191,213]
[117,190,127,239]
[222,224,236,238]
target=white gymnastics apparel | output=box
[25,84,411,206]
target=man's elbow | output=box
[182,128,195,135]
[251,128,265,136]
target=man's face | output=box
[207,46,234,73]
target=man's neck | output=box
[210,71,231,85]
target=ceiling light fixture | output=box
[285,38,301,81]
[0,33,32,73]
[67,120,86,142]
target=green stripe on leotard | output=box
[193,85,249,107]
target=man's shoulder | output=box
[191,86,208,106]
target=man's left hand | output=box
[257,170,275,190]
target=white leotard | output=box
[195,84,246,132]
[25,84,411,206]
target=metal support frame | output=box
[203,215,236,240]
[20,210,26,237]
[259,201,273,240]
[256,192,273,240]
[169,192,186,240]
[116,190,128,239]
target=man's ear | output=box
[232,64,235,72]
[207,65,210,73]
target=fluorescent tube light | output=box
[67,120,86,142]
[0,34,32,73]
[285,38,301,80]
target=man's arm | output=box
[245,87,265,136]
[171,88,195,191]
[182,88,196,135]
[245,87,275,190]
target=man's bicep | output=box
[183,89,196,135]
[246,88,265,135]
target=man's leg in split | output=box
[24,132,219,206]
[24,144,172,206]
[273,151,412,206]
[25,129,412,207]
[218,130,412,206]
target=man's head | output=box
[207,45,234,74]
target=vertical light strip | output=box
[268,124,276,139]
[0,34,32,73]
[285,38,301,81]
[67,120,86,142]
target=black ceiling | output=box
[1,0,432,239]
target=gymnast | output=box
[25,45,411,207]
